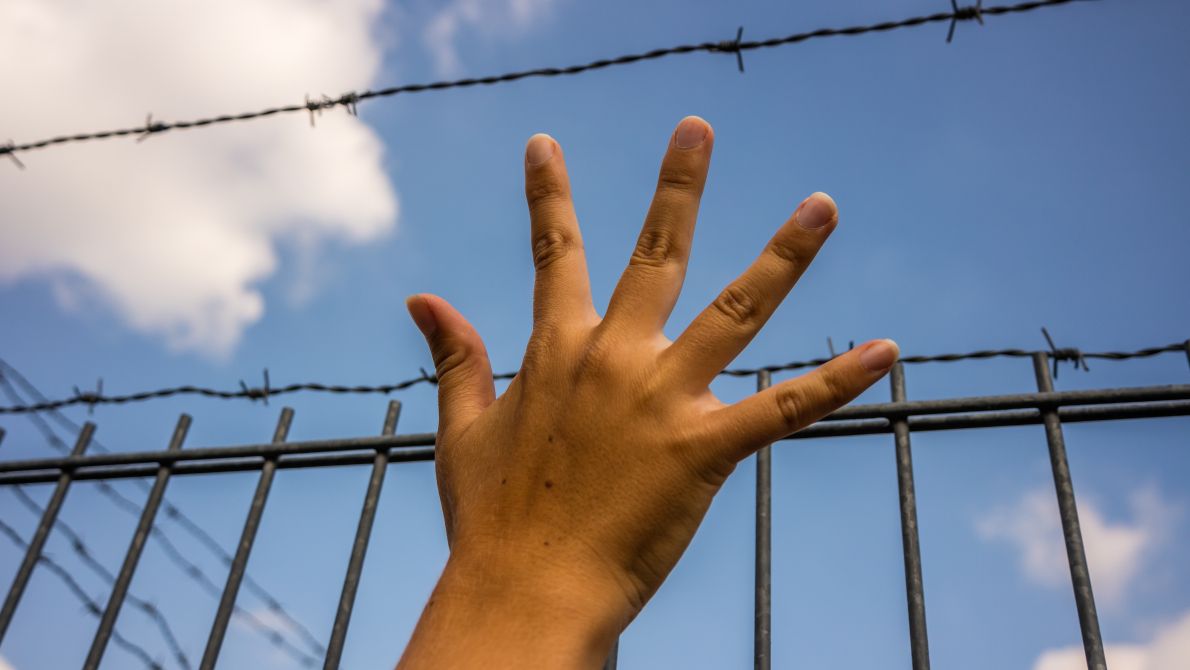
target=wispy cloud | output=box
[0,0,399,357]
[978,487,1176,606]
[423,0,558,76]
[1033,609,1190,670]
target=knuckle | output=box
[525,178,568,210]
[767,236,807,267]
[819,368,853,406]
[532,230,573,270]
[656,164,701,194]
[774,386,806,431]
[432,345,473,383]
[711,285,760,327]
[630,227,678,268]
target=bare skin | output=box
[398,116,898,669]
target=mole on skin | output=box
[544,480,553,489]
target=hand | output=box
[398,116,898,668]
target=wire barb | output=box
[716,26,746,72]
[338,91,360,116]
[304,94,335,127]
[3,140,25,169]
[949,0,985,42]
[136,113,167,143]
[1041,327,1089,378]
[238,368,271,405]
[71,378,103,415]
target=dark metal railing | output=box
[1,353,1188,668]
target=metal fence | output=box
[1,348,1189,670]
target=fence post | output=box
[891,363,930,670]
[324,401,401,669]
[755,370,772,670]
[201,408,294,670]
[84,414,190,669]
[1032,352,1106,670]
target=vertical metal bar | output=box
[201,408,293,670]
[891,363,931,670]
[1032,352,1106,670]
[323,401,401,670]
[0,422,94,644]
[84,414,191,669]
[755,370,772,670]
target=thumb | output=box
[405,294,495,437]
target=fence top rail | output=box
[1,338,1186,416]
[2,384,1186,477]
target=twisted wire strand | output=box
[0,517,164,670]
[0,0,1094,161]
[0,365,323,665]
[1,338,1184,416]
[9,486,191,669]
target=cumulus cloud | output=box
[978,487,1175,606]
[1033,609,1190,670]
[0,0,398,357]
[424,0,558,75]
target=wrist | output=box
[400,544,628,669]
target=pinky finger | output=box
[705,339,899,462]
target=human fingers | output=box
[703,339,899,462]
[406,294,496,438]
[664,192,837,388]
[524,134,596,330]
[603,116,714,335]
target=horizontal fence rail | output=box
[1,342,1187,669]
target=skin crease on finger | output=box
[396,116,898,669]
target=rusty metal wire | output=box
[1,336,1184,416]
[0,365,322,666]
[0,517,164,670]
[0,0,1095,163]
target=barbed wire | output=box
[0,0,1096,165]
[9,486,191,669]
[0,365,323,666]
[1,334,1185,416]
[0,517,164,670]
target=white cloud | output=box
[423,0,558,76]
[0,0,399,357]
[978,487,1175,606]
[1034,609,1190,670]
[0,654,15,670]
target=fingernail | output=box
[796,193,835,230]
[405,295,437,336]
[860,339,899,372]
[674,117,708,149]
[526,134,555,166]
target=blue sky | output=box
[2,0,1189,668]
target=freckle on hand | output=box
[544,480,553,489]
